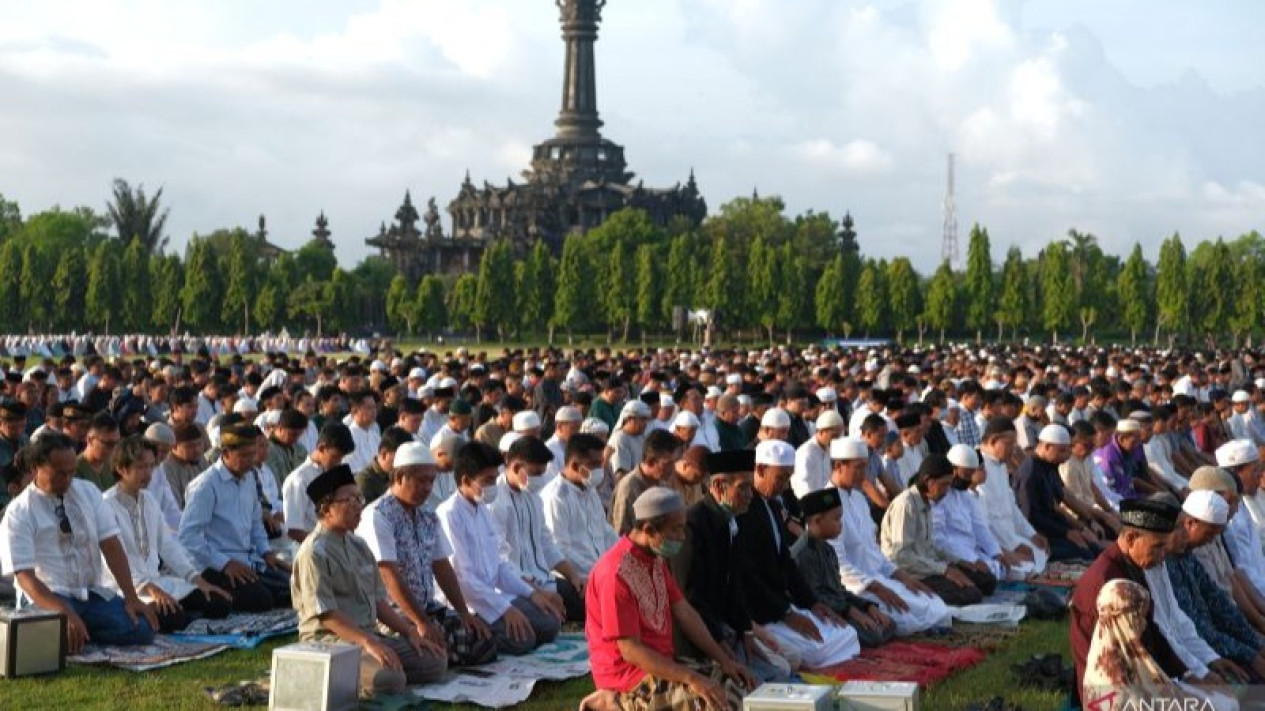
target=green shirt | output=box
[356,462,392,505]
[76,455,115,492]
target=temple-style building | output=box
[367,0,706,280]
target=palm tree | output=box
[107,178,170,254]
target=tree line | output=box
[0,182,1260,346]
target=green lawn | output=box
[2,621,1071,710]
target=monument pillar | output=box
[555,0,605,139]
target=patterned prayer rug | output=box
[69,635,230,672]
[170,609,298,648]
[803,641,987,688]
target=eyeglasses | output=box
[93,436,121,448]
[55,498,72,535]
[330,494,365,507]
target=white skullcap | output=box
[420,385,435,399]
[737,394,753,407]
[705,386,723,399]
[1182,489,1229,526]
[1216,439,1259,468]
[1116,419,1141,434]
[908,365,921,374]
[408,367,427,380]
[1233,390,1251,404]
[498,432,522,453]
[1255,378,1265,391]
[512,410,541,431]
[725,374,742,386]
[554,406,583,423]
[815,387,838,404]
[815,410,844,431]
[829,437,869,461]
[233,397,258,414]
[580,417,610,435]
[438,377,459,389]
[755,440,796,468]
[143,422,175,447]
[947,444,980,470]
[394,441,434,468]
[429,432,462,455]
[370,360,388,373]
[390,358,403,369]
[621,400,652,419]
[673,411,701,430]
[761,407,791,430]
[255,410,281,429]
[659,393,676,408]
[1037,424,1071,445]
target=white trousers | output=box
[856,576,952,637]
[764,606,860,669]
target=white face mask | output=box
[526,475,549,495]
[584,466,605,489]
[476,484,498,505]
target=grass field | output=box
[2,620,1072,710]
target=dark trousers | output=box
[201,567,291,612]
[556,577,585,623]
[56,592,154,646]
[1049,536,1099,563]
[920,564,998,606]
[155,588,235,633]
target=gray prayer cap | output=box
[633,487,684,522]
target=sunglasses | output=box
[55,498,72,535]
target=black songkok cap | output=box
[705,449,756,475]
[306,464,356,505]
[800,487,842,517]
[895,412,921,430]
[1120,497,1180,534]
[982,417,1016,439]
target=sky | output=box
[2,0,1264,272]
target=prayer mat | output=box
[170,609,298,648]
[411,634,590,708]
[1027,562,1088,588]
[803,640,987,688]
[905,622,1022,651]
[69,635,230,672]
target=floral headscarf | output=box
[1082,579,1176,708]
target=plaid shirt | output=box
[956,409,981,447]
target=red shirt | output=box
[585,536,683,692]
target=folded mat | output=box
[69,635,230,672]
[803,641,987,687]
[170,609,298,648]
[411,633,590,708]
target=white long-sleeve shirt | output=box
[540,475,617,576]
[1144,436,1188,493]
[344,420,381,474]
[975,453,1038,552]
[1144,562,1217,678]
[488,482,564,590]
[1224,508,1265,598]
[102,487,199,601]
[932,488,1001,564]
[791,438,831,499]
[436,494,534,623]
[144,463,185,531]
[281,459,322,535]
[832,485,898,591]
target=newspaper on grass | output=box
[412,634,589,708]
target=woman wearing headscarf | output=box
[1083,579,1237,710]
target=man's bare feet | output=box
[579,689,617,711]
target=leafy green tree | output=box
[1041,241,1075,342]
[86,240,123,332]
[287,277,333,336]
[748,236,780,342]
[0,193,21,243]
[385,274,415,335]
[601,240,635,342]
[553,237,591,342]
[582,208,666,254]
[519,242,556,336]
[1155,233,1188,343]
[107,178,169,253]
[996,247,1027,341]
[51,247,87,331]
[815,255,848,336]
[0,242,21,331]
[294,241,338,283]
[964,224,994,342]
[20,244,51,331]
[416,275,448,338]
[473,240,515,341]
[886,257,920,343]
[180,237,223,332]
[923,261,956,342]
[121,237,152,331]
[1231,251,1261,346]
[253,283,281,332]
[150,255,184,332]
[449,274,478,332]
[325,268,355,334]
[220,230,256,333]
[634,244,662,337]
[1117,244,1150,346]
[1194,239,1233,342]
[854,260,885,338]
[662,234,696,336]
[703,237,735,334]
[776,242,809,343]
